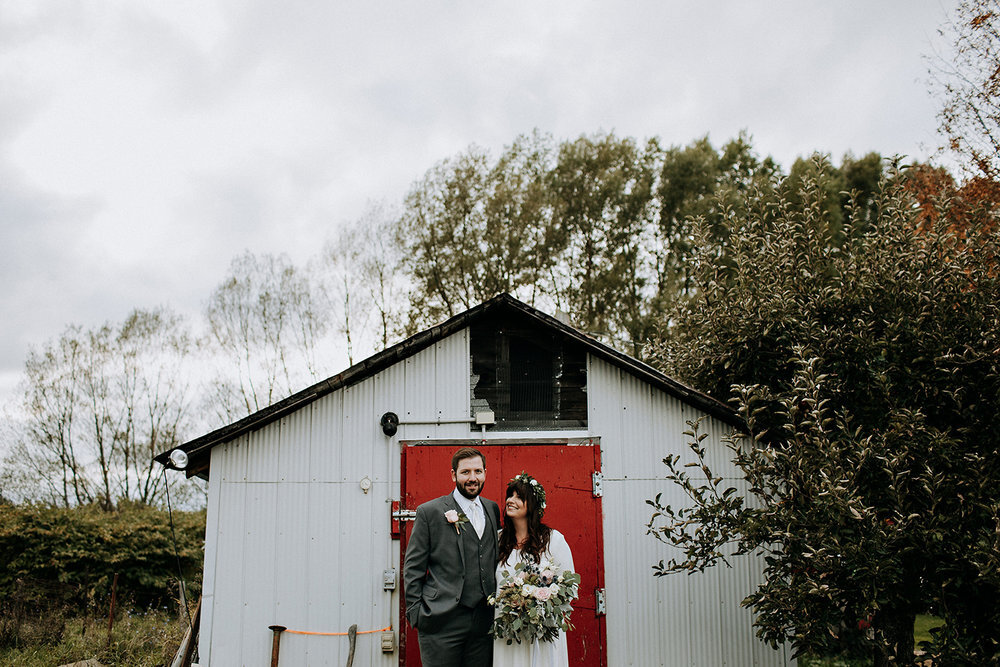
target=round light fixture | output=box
[168,449,189,470]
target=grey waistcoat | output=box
[459,523,496,608]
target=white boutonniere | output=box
[444,509,470,534]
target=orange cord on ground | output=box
[283,625,392,636]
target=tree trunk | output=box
[873,608,917,667]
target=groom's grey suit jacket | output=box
[403,492,502,630]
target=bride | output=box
[493,473,576,667]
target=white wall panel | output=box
[373,361,407,485]
[403,347,436,426]
[589,355,791,666]
[197,453,223,664]
[207,479,248,665]
[238,483,278,663]
[342,379,377,482]
[274,482,311,640]
[588,356,623,477]
[435,331,470,420]
[246,422,280,483]
[310,392,344,484]
[215,434,248,483]
[278,409,312,483]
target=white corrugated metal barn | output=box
[160,294,794,666]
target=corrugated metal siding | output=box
[589,355,791,667]
[200,329,470,666]
[199,329,792,666]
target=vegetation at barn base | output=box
[0,609,189,667]
[0,502,205,619]
[646,159,1000,665]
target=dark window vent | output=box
[470,313,587,430]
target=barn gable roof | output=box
[157,294,738,478]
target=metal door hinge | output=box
[592,471,604,497]
[595,587,606,616]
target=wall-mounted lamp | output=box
[380,412,399,436]
[165,449,189,470]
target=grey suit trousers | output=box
[417,599,493,667]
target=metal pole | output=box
[268,625,286,667]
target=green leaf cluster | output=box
[648,160,1000,665]
[0,503,205,611]
[396,132,886,359]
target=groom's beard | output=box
[456,480,483,499]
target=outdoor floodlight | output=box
[167,449,189,470]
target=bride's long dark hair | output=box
[497,475,551,564]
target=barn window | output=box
[470,314,587,430]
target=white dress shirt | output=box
[451,489,485,538]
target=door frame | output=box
[398,437,606,667]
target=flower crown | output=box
[510,472,547,513]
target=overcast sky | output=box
[0,1,956,407]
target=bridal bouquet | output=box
[489,559,581,644]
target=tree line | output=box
[0,130,901,509]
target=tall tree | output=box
[18,327,90,506]
[653,133,780,306]
[204,252,330,420]
[397,132,557,333]
[929,0,1000,178]
[547,132,658,354]
[114,309,194,505]
[9,309,196,508]
[397,145,492,330]
[648,162,1000,664]
[351,203,408,351]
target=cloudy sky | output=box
[0,1,956,406]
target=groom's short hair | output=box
[451,447,485,471]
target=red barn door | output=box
[400,441,606,666]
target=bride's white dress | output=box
[493,529,575,667]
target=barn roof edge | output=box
[155,294,740,478]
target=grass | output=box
[913,614,942,645]
[0,610,944,666]
[0,609,190,667]
[799,615,943,667]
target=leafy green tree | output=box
[648,161,1000,665]
[547,132,658,354]
[0,503,204,610]
[654,133,780,304]
[398,132,558,333]
[397,145,490,328]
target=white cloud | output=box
[0,0,957,414]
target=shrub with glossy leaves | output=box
[648,159,1000,665]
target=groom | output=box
[403,447,502,667]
